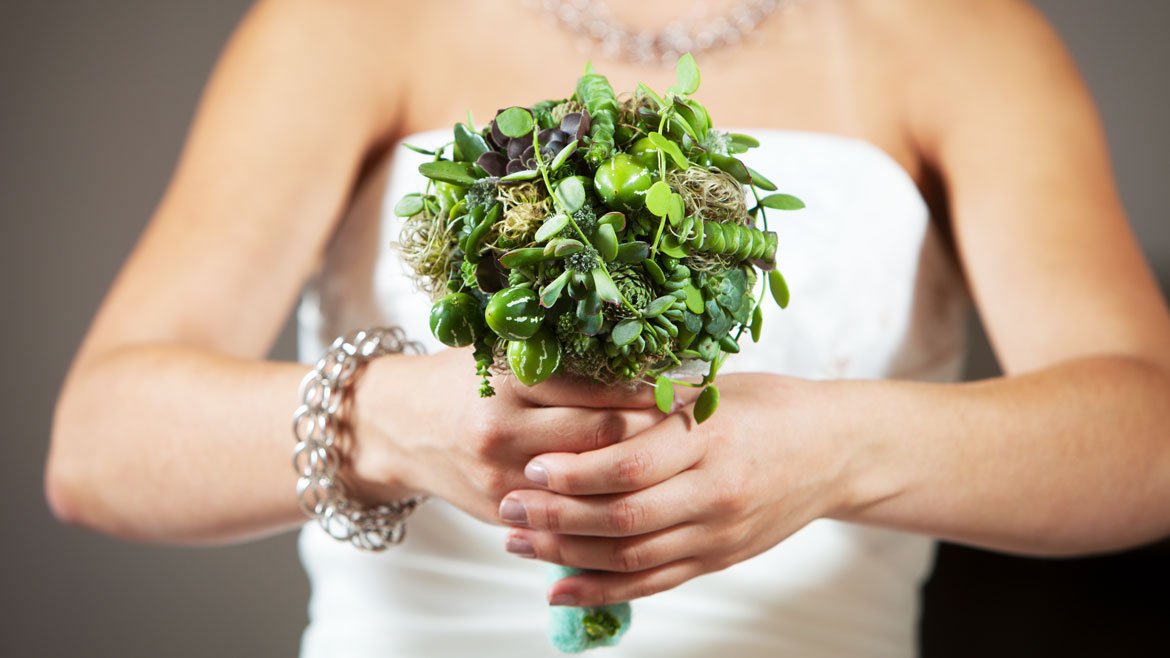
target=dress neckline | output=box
[393,126,927,211]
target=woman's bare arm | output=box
[46,0,405,543]
[838,0,1170,553]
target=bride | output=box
[47,1,1170,656]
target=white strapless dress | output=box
[295,128,969,657]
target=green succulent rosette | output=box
[395,53,803,652]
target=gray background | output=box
[1,2,1166,656]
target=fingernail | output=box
[525,460,549,486]
[499,497,528,525]
[505,536,535,557]
[549,593,577,607]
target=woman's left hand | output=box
[498,373,865,607]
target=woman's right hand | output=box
[350,347,666,524]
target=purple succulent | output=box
[476,107,591,178]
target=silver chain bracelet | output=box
[292,327,428,551]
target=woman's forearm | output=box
[48,344,341,544]
[835,354,1170,556]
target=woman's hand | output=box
[350,348,668,525]
[498,373,861,607]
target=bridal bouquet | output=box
[394,54,802,652]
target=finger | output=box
[526,411,704,494]
[499,470,705,537]
[507,373,659,409]
[505,523,704,573]
[547,558,706,607]
[512,406,663,456]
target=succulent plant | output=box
[476,108,592,177]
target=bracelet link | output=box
[293,327,427,551]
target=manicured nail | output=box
[499,497,528,525]
[505,536,535,557]
[549,593,577,607]
[525,460,549,486]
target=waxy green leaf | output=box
[760,193,805,210]
[393,194,424,217]
[496,107,534,138]
[645,181,673,217]
[611,319,643,347]
[648,132,689,169]
[418,161,478,186]
[534,213,570,243]
[693,385,719,424]
[555,176,586,213]
[768,269,791,309]
[654,376,675,414]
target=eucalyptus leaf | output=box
[648,132,689,169]
[654,376,675,414]
[645,181,673,217]
[534,213,571,242]
[693,385,719,424]
[556,176,586,213]
[393,194,424,217]
[768,269,791,309]
[611,319,643,347]
[496,107,534,138]
[760,193,806,210]
[550,139,579,170]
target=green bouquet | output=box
[394,53,802,652]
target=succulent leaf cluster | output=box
[398,54,803,424]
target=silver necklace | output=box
[536,0,805,67]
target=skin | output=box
[46,0,1170,614]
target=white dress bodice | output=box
[295,128,970,657]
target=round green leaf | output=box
[674,52,700,95]
[642,296,675,319]
[496,107,534,138]
[654,376,675,414]
[645,181,673,217]
[611,319,643,347]
[393,194,425,217]
[693,385,719,424]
